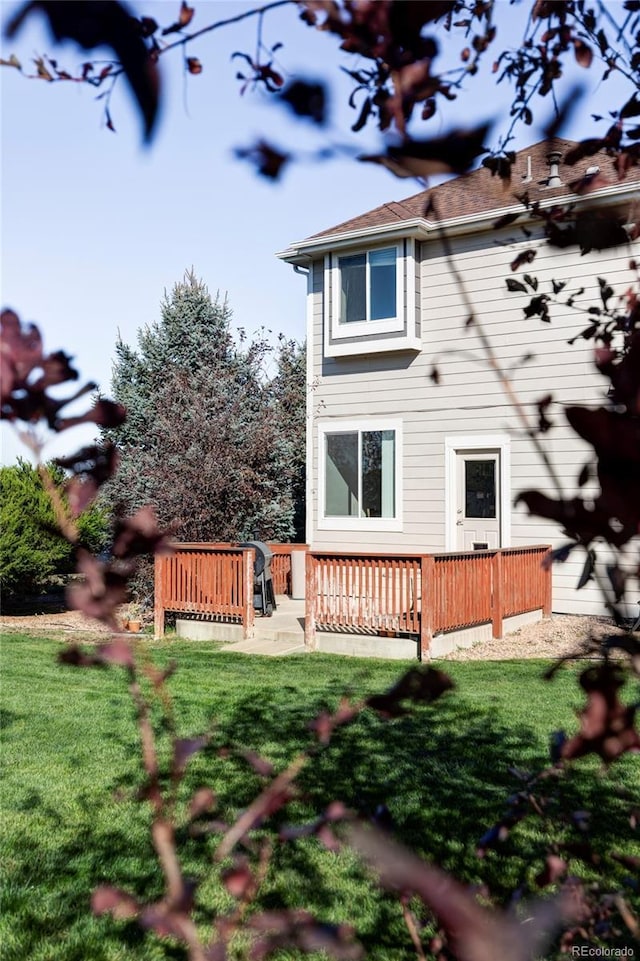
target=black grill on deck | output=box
[239,541,277,616]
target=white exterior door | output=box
[455,450,501,550]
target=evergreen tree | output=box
[270,337,306,542]
[104,270,305,566]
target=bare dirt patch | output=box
[441,614,624,661]
[0,608,111,638]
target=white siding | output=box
[307,225,638,615]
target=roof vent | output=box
[546,150,562,188]
[522,155,533,183]
[585,165,600,176]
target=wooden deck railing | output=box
[154,543,551,657]
[269,544,308,595]
[154,545,255,639]
[305,546,551,657]
[154,542,308,637]
[309,553,422,634]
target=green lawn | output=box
[1,632,638,961]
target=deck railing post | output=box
[419,555,435,661]
[304,552,317,651]
[154,554,165,639]
[242,549,255,639]
[542,547,553,617]
[491,550,503,639]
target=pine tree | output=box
[103,271,304,584]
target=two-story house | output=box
[278,139,639,617]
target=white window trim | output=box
[318,418,403,532]
[330,243,404,337]
[444,434,511,550]
[305,267,314,548]
[323,240,419,357]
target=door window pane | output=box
[339,253,366,323]
[465,460,496,518]
[369,248,396,320]
[325,433,359,516]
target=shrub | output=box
[0,459,108,600]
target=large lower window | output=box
[322,425,399,528]
[339,247,397,324]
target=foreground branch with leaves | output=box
[2,303,639,959]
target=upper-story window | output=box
[339,247,397,324]
[325,239,419,357]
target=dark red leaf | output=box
[222,857,254,898]
[57,443,119,514]
[92,885,140,919]
[31,350,82,391]
[173,735,209,775]
[280,80,326,124]
[186,57,202,75]
[516,489,632,547]
[352,96,372,132]
[112,506,173,558]
[138,16,158,38]
[360,124,490,178]
[367,667,454,719]
[57,398,126,431]
[611,852,640,870]
[140,902,194,940]
[560,664,640,762]
[620,93,640,119]
[0,308,43,401]
[95,637,135,668]
[235,140,289,180]
[58,644,103,668]
[162,1,195,35]
[188,787,217,820]
[535,855,568,888]
[510,249,537,271]
[573,39,593,68]
[493,212,521,229]
[576,550,595,590]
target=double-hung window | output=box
[319,420,402,531]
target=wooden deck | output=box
[155,543,551,659]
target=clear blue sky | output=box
[1,0,632,466]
